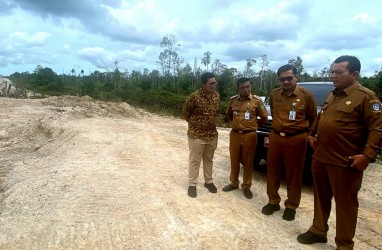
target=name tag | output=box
[245,111,250,120]
[289,110,296,120]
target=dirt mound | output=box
[41,95,147,119]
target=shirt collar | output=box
[238,94,253,101]
[333,82,359,96]
[281,85,299,97]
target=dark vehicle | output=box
[254,82,334,181]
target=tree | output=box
[258,54,269,92]
[243,58,256,78]
[178,63,194,91]
[32,65,61,93]
[157,34,182,76]
[211,59,227,75]
[201,51,212,71]
[318,66,331,81]
[288,56,304,78]
[373,64,382,98]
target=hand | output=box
[349,154,370,171]
[307,135,317,150]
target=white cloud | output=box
[351,13,373,23]
[0,0,381,76]
[8,31,50,46]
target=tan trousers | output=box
[309,159,363,250]
[266,131,307,208]
[188,136,218,186]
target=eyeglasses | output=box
[278,76,294,82]
[207,82,217,86]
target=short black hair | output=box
[277,64,297,76]
[333,55,361,73]
[201,72,215,84]
[236,77,250,88]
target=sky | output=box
[1,0,382,77]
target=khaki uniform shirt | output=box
[226,94,268,130]
[310,83,382,166]
[181,88,220,140]
[270,85,317,133]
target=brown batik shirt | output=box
[181,88,220,141]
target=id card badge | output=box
[289,110,296,120]
[245,111,250,120]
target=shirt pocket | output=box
[320,102,329,115]
[336,104,355,120]
[295,102,306,115]
[231,105,241,118]
[251,104,259,116]
[273,102,284,115]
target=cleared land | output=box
[0,96,381,249]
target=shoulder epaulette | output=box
[253,95,261,100]
[230,95,239,99]
[272,86,282,92]
[357,85,378,99]
[298,86,314,95]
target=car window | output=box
[263,83,333,106]
[298,83,333,106]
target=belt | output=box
[233,129,256,134]
[273,130,307,137]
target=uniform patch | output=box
[372,102,381,112]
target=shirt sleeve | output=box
[258,99,268,118]
[361,97,382,160]
[226,100,233,121]
[181,96,193,121]
[306,94,318,128]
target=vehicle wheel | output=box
[253,154,262,169]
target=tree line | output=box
[7,34,382,122]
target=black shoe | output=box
[243,188,253,199]
[282,208,296,221]
[188,186,197,198]
[261,203,281,215]
[204,183,217,193]
[222,184,238,192]
[297,231,327,244]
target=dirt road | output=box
[0,96,381,249]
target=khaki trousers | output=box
[266,131,307,208]
[309,159,363,250]
[228,130,257,189]
[188,136,218,186]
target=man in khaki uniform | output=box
[181,72,220,198]
[261,65,317,221]
[222,77,268,199]
[297,56,382,249]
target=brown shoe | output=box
[297,231,327,244]
[261,203,280,215]
[243,188,253,199]
[187,186,197,198]
[222,184,238,192]
[282,208,296,221]
[204,183,217,193]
